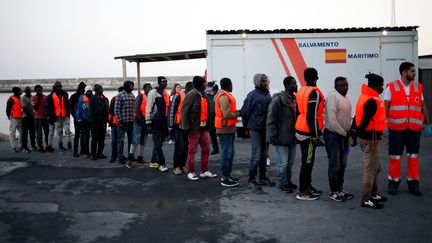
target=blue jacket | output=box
[241,87,272,130]
[76,95,91,122]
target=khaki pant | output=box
[359,139,382,201]
[9,118,22,150]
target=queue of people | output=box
[5,62,431,209]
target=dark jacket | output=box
[241,87,271,130]
[88,94,109,125]
[266,91,296,146]
[180,88,211,133]
[46,90,70,123]
[146,87,168,130]
[168,94,181,130]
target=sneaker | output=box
[257,177,276,187]
[230,176,240,182]
[279,185,293,193]
[388,180,400,195]
[407,180,422,196]
[97,154,107,159]
[200,171,217,178]
[266,157,271,166]
[187,172,199,181]
[309,186,323,196]
[137,156,148,165]
[22,148,30,153]
[149,162,159,169]
[13,148,21,153]
[296,191,320,201]
[371,193,388,202]
[329,191,345,202]
[287,181,298,190]
[36,147,46,153]
[248,180,263,191]
[126,161,134,169]
[340,190,354,200]
[173,167,182,175]
[181,166,188,174]
[361,199,384,209]
[221,178,239,187]
[159,165,168,172]
[46,146,55,153]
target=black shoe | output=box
[388,180,400,195]
[46,146,55,153]
[91,155,97,161]
[73,152,80,157]
[361,199,384,209]
[279,184,293,193]
[22,148,30,153]
[229,176,240,182]
[13,148,21,153]
[97,154,107,159]
[109,158,116,163]
[371,193,388,202]
[407,180,422,196]
[36,147,46,153]
[58,145,67,152]
[287,181,298,190]
[257,177,276,187]
[309,185,323,196]
[248,180,263,191]
[211,150,219,155]
[221,178,239,187]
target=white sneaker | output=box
[158,165,168,172]
[187,172,199,181]
[200,171,217,178]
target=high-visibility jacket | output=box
[163,90,170,116]
[53,92,66,118]
[9,96,22,118]
[214,91,238,128]
[174,91,185,125]
[355,84,386,132]
[295,86,325,134]
[387,80,424,131]
[200,96,208,122]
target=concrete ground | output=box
[0,135,431,243]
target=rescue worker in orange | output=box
[108,86,124,163]
[295,67,324,201]
[127,83,152,168]
[46,81,72,153]
[352,73,387,209]
[384,62,431,196]
[6,87,23,152]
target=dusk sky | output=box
[1,0,431,79]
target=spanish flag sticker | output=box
[325,49,346,63]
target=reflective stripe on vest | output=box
[214,91,238,128]
[53,92,66,118]
[355,84,386,132]
[9,96,22,118]
[294,86,325,133]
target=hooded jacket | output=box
[69,82,86,120]
[266,91,296,145]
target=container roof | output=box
[114,49,207,63]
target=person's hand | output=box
[423,125,432,137]
[350,137,357,147]
[269,136,278,145]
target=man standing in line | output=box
[21,86,36,152]
[241,73,274,190]
[215,78,240,187]
[353,73,387,209]
[324,77,354,202]
[69,82,87,157]
[127,83,152,168]
[108,86,124,163]
[295,68,324,201]
[114,81,135,164]
[89,84,109,161]
[32,85,49,152]
[76,86,93,159]
[266,76,298,193]
[6,87,22,152]
[181,76,218,181]
[146,76,170,172]
[207,81,220,155]
[385,62,431,196]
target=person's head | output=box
[34,85,43,95]
[85,85,93,96]
[157,76,168,90]
[185,81,194,94]
[399,62,416,82]
[24,86,32,96]
[123,80,134,93]
[143,83,152,95]
[253,73,270,90]
[366,73,384,94]
[53,81,62,94]
[12,87,22,96]
[171,83,181,96]
[118,86,124,93]
[334,76,348,96]
[77,82,86,94]
[192,76,206,92]
[304,67,318,86]
[220,78,233,92]
[283,76,297,94]
[94,84,103,95]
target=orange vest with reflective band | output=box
[9,96,22,118]
[355,84,386,132]
[387,80,424,131]
[174,91,185,124]
[53,93,66,118]
[200,96,208,122]
[214,91,238,128]
[163,90,170,116]
[295,86,325,133]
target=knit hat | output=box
[53,81,62,88]
[365,73,384,88]
[192,76,206,88]
[85,86,93,93]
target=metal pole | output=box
[137,62,141,93]
[122,59,127,81]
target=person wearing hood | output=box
[6,87,22,152]
[76,85,93,158]
[21,86,36,152]
[241,73,274,190]
[32,85,49,152]
[70,82,86,157]
[266,76,298,193]
[89,84,109,161]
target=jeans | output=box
[324,129,349,192]
[80,121,91,154]
[9,118,22,150]
[91,123,106,156]
[21,116,36,149]
[274,143,296,187]
[151,129,166,165]
[35,118,49,149]
[111,125,118,160]
[173,127,188,168]
[209,124,219,152]
[220,133,235,179]
[248,129,267,180]
[129,123,148,157]
[117,122,133,160]
[73,119,83,154]
[187,129,210,173]
[298,138,318,193]
[55,117,72,147]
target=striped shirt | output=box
[114,91,135,123]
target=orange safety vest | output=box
[109,96,118,125]
[200,96,208,122]
[355,84,386,132]
[387,80,424,131]
[53,92,66,118]
[9,96,22,118]
[140,93,147,117]
[174,91,185,125]
[214,91,238,128]
[295,86,325,133]
[163,90,170,116]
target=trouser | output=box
[324,129,349,192]
[91,123,106,156]
[80,121,91,155]
[48,123,55,146]
[173,127,188,168]
[298,138,318,193]
[209,124,219,152]
[111,125,118,159]
[360,139,382,201]
[248,129,267,180]
[274,143,296,187]
[151,129,166,165]
[388,129,421,181]
[117,122,133,160]
[55,117,72,147]
[129,122,148,158]
[187,128,210,173]
[220,133,235,179]
[73,119,83,154]
[21,116,36,149]
[35,118,49,149]
[9,118,22,150]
